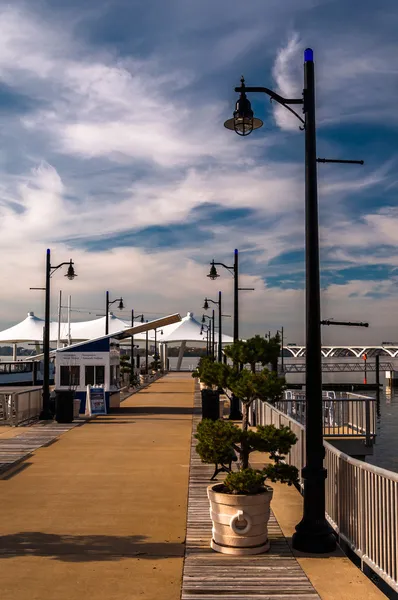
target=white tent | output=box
[153,312,234,370]
[0,312,46,343]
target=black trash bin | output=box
[201,389,220,421]
[55,390,75,423]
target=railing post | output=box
[365,397,371,447]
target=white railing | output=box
[273,391,376,443]
[256,401,398,594]
[0,387,43,426]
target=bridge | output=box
[282,362,394,373]
[282,345,398,358]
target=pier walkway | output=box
[0,373,385,600]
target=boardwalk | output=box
[0,373,194,600]
[181,386,321,600]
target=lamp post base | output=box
[228,394,242,421]
[292,520,337,553]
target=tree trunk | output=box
[251,363,256,373]
[242,402,249,431]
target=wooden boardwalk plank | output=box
[0,420,82,474]
[181,386,321,600]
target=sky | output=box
[0,0,397,345]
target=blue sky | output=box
[0,0,397,344]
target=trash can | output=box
[55,390,75,423]
[201,389,220,421]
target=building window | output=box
[85,365,95,386]
[96,365,105,385]
[85,365,105,386]
[60,365,80,387]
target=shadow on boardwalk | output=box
[111,406,194,416]
[0,532,185,562]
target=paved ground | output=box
[0,373,194,600]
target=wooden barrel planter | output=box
[207,483,273,555]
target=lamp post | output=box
[41,249,76,419]
[277,327,284,373]
[105,292,124,335]
[203,292,222,362]
[132,313,145,371]
[224,48,353,553]
[202,314,213,357]
[208,250,254,418]
[200,322,210,355]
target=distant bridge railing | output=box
[253,401,398,595]
[270,391,376,444]
[281,362,393,373]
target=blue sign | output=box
[89,387,107,415]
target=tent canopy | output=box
[151,312,234,345]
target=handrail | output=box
[256,400,398,594]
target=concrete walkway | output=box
[0,373,194,600]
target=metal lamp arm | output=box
[109,297,122,306]
[50,261,71,277]
[213,261,235,276]
[206,298,219,306]
[237,85,305,126]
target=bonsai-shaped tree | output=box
[194,338,298,493]
[224,334,281,374]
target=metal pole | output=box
[105,291,109,335]
[207,328,209,355]
[57,289,62,349]
[145,324,149,374]
[233,249,239,342]
[292,49,336,553]
[281,326,284,372]
[375,354,380,403]
[218,291,222,362]
[212,309,215,358]
[230,248,242,419]
[67,295,71,345]
[154,328,157,370]
[208,321,211,356]
[131,309,134,383]
[41,249,52,419]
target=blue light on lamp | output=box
[304,48,314,62]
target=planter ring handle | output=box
[229,510,252,535]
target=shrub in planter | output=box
[194,338,298,555]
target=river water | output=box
[169,356,398,473]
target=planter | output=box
[207,483,273,555]
[201,389,220,420]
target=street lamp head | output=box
[65,260,76,280]
[200,325,204,335]
[201,314,206,323]
[207,261,219,280]
[140,315,145,323]
[118,298,124,310]
[203,299,209,310]
[224,77,263,136]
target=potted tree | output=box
[192,356,223,420]
[194,338,298,555]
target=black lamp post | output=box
[202,314,213,357]
[132,312,145,371]
[41,249,76,419]
[105,292,124,335]
[204,292,222,362]
[224,48,340,553]
[200,322,210,355]
[208,250,254,418]
[277,327,284,373]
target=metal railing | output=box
[256,401,398,594]
[271,391,376,445]
[0,387,43,426]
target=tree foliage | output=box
[196,418,299,494]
